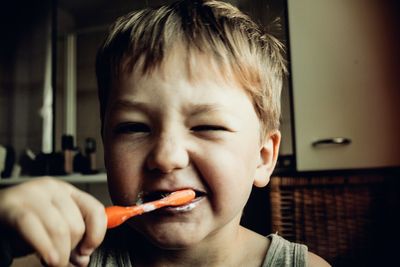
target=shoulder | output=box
[263,234,308,266]
[264,234,331,267]
[263,234,330,267]
[308,251,331,267]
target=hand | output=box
[0,177,107,267]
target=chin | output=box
[149,228,203,249]
[129,221,203,250]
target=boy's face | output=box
[102,48,280,248]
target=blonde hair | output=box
[96,0,286,134]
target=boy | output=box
[0,0,330,266]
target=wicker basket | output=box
[269,175,399,267]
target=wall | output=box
[56,8,107,171]
[0,1,51,161]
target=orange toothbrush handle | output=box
[105,206,143,228]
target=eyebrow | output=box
[110,100,226,117]
[187,104,224,117]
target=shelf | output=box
[0,173,107,185]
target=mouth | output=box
[139,189,207,213]
[141,189,206,203]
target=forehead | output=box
[119,43,238,92]
[109,47,258,117]
[118,55,240,104]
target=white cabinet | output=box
[287,0,400,171]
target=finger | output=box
[37,205,72,267]
[32,179,84,265]
[52,193,86,250]
[71,189,107,256]
[15,211,59,266]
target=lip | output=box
[139,187,207,203]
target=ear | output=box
[253,130,281,188]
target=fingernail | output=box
[80,247,94,256]
[75,255,91,266]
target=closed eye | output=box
[191,125,229,132]
[114,123,151,134]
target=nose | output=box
[146,133,189,173]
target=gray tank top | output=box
[263,234,308,267]
[89,231,308,266]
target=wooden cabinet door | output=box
[287,0,400,171]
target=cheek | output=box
[105,142,144,205]
[208,140,259,179]
[198,143,259,206]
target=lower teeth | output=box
[173,202,197,212]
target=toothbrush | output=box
[105,189,196,229]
